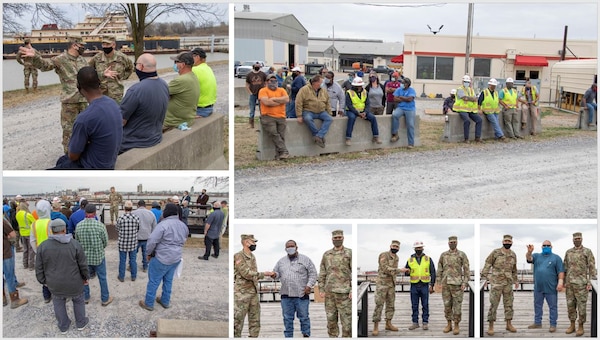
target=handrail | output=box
[479,280,486,337]
[357,281,370,337]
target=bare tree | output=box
[3,3,73,35]
[195,177,229,189]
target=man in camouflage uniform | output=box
[233,234,274,337]
[563,232,597,336]
[108,187,123,225]
[88,36,134,103]
[437,236,470,335]
[16,38,38,92]
[481,234,519,335]
[372,240,401,336]
[319,229,352,337]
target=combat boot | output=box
[506,320,517,333]
[576,322,584,336]
[565,320,576,334]
[443,321,452,333]
[10,290,28,309]
[372,322,379,336]
[453,321,460,335]
[385,320,398,331]
[487,321,494,336]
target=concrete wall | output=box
[115,114,227,170]
[441,110,542,142]
[256,115,420,160]
[577,108,598,130]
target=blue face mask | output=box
[463,82,470,87]
[173,63,179,73]
[286,247,296,256]
[542,247,552,254]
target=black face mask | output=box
[415,250,423,256]
[503,243,512,249]
[103,47,113,55]
[253,66,260,71]
[390,248,399,254]
[249,244,257,252]
[77,46,85,56]
[135,69,158,81]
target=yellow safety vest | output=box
[502,88,518,108]
[481,88,500,114]
[348,90,367,112]
[453,86,477,113]
[409,255,431,283]
[17,211,34,237]
[521,86,538,103]
[33,219,51,247]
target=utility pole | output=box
[560,26,568,61]
[465,3,474,75]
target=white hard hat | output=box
[506,77,514,83]
[413,240,425,248]
[351,77,364,87]
[52,197,61,203]
[488,78,498,86]
[15,195,23,200]
[462,75,471,82]
[291,66,301,72]
[171,195,180,202]
[450,89,457,95]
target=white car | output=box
[237,61,270,78]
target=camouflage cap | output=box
[503,234,513,241]
[573,232,582,239]
[241,234,258,242]
[68,36,84,45]
[332,230,344,237]
[102,36,116,44]
[448,236,458,242]
[391,240,400,246]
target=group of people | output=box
[246,64,417,160]
[17,36,217,169]
[234,230,352,338]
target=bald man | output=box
[119,53,170,153]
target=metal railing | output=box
[357,281,370,337]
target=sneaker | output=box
[84,298,90,305]
[345,139,352,146]
[372,137,382,144]
[45,298,52,304]
[314,136,325,148]
[139,300,154,311]
[528,324,542,329]
[101,296,114,307]
[117,276,124,282]
[156,297,170,309]
[77,317,89,331]
[60,329,68,335]
[390,134,399,142]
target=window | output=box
[474,58,491,77]
[529,71,539,79]
[516,70,526,81]
[417,56,454,80]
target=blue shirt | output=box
[147,215,189,265]
[393,86,417,110]
[151,208,162,223]
[3,204,9,217]
[51,211,69,226]
[530,252,564,294]
[69,95,123,169]
[291,76,307,100]
[68,209,97,234]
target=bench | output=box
[156,319,228,337]
[256,115,421,160]
[115,114,227,170]
[577,107,598,130]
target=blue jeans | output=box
[392,108,416,145]
[458,112,482,139]
[84,258,110,303]
[249,94,259,119]
[286,100,297,118]
[137,240,148,270]
[586,103,597,124]
[302,111,333,139]
[196,106,213,117]
[144,257,179,308]
[344,110,379,139]
[484,113,504,138]
[410,284,430,324]
[3,256,16,293]
[534,291,558,326]
[281,296,310,337]
[119,250,138,280]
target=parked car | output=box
[234,60,241,77]
[372,65,392,74]
[237,61,270,78]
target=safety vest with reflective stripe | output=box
[409,255,431,283]
[17,211,34,237]
[501,88,518,108]
[521,86,538,103]
[33,219,51,246]
[347,90,367,112]
[481,88,500,114]
[453,86,477,113]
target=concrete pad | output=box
[156,319,228,337]
[441,110,542,142]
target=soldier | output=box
[233,234,274,337]
[16,38,38,92]
[318,229,352,337]
[403,240,436,331]
[108,187,123,225]
[88,36,134,103]
[481,234,518,335]
[372,240,401,336]
[437,236,470,335]
[563,232,597,336]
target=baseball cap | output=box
[191,47,207,58]
[291,67,301,72]
[266,74,277,80]
[170,52,194,66]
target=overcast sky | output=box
[234,224,352,272]
[241,3,598,42]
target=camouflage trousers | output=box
[566,283,588,323]
[24,66,38,89]
[234,291,260,337]
[442,284,463,322]
[61,102,88,154]
[325,292,352,337]
[372,284,395,322]
[110,205,119,223]
[101,85,124,104]
[487,283,513,321]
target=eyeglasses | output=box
[542,245,551,248]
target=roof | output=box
[309,38,403,56]
[234,12,308,33]
[515,55,549,66]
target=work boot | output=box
[408,323,419,330]
[9,290,28,309]
[528,323,542,329]
[385,320,398,331]
[373,136,382,144]
[422,323,429,330]
[521,122,527,129]
[565,320,576,334]
[443,321,452,333]
[576,322,584,336]
[390,134,399,142]
[487,321,494,336]
[345,139,352,146]
[372,322,379,336]
[453,321,460,335]
[248,118,254,129]
[474,137,484,143]
[506,320,516,333]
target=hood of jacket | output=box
[36,200,52,219]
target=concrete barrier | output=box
[115,114,227,170]
[234,86,249,107]
[441,109,542,142]
[577,108,598,130]
[156,319,228,337]
[256,115,420,160]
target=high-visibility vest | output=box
[481,88,500,114]
[33,219,51,246]
[347,90,367,112]
[17,211,34,237]
[453,86,477,113]
[408,255,431,283]
[521,86,538,103]
[501,88,518,108]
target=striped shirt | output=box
[273,253,318,298]
[116,212,140,251]
[74,218,108,266]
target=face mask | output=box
[503,243,512,249]
[506,83,513,89]
[415,249,423,256]
[292,72,298,79]
[542,247,552,254]
[449,244,457,250]
[574,240,582,247]
[324,78,331,85]
[353,86,362,92]
[333,239,343,247]
[391,77,396,82]
[77,46,85,56]
[267,82,277,90]
[173,63,179,73]
[369,76,377,82]
[253,66,260,71]
[463,82,470,87]
[103,47,113,55]
[135,69,158,81]
[249,244,257,252]
[390,248,399,254]
[286,247,297,256]
[348,76,353,81]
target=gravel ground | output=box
[2,239,229,338]
[2,63,229,170]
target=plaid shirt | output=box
[116,213,139,251]
[74,218,108,266]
